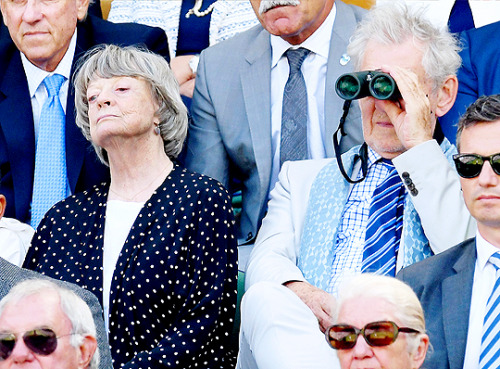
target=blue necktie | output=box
[30,74,68,228]
[480,253,500,368]
[448,0,474,33]
[280,47,310,167]
[362,162,405,276]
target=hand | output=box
[179,79,196,99]
[285,281,337,333]
[170,55,196,87]
[376,66,434,150]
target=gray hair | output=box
[456,94,500,151]
[0,279,99,369]
[74,44,188,165]
[335,274,426,355]
[347,3,461,90]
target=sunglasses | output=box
[325,320,420,350]
[0,328,71,360]
[453,153,500,178]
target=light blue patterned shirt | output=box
[326,147,406,295]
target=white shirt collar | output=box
[475,230,500,271]
[21,29,77,97]
[270,2,336,68]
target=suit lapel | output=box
[65,22,92,192]
[241,29,273,208]
[442,239,476,369]
[325,0,360,156]
[0,51,36,220]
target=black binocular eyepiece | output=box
[335,71,401,101]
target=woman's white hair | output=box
[0,279,99,369]
[335,274,426,355]
[347,3,461,90]
[73,44,188,166]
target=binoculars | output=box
[335,71,401,101]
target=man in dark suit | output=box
[398,94,500,369]
[0,257,112,369]
[0,0,169,226]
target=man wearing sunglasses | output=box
[327,274,429,369]
[238,4,475,369]
[0,279,98,369]
[399,94,500,369]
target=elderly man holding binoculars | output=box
[238,3,475,369]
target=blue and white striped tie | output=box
[361,162,404,276]
[480,253,500,368]
[30,74,68,229]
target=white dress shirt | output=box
[268,3,336,197]
[464,231,500,368]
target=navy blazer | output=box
[0,15,169,223]
[397,238,476,369]
[440,20,500,144]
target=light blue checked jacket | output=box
[246,139,476,292]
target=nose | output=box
[21,0,43,23]
[478,160,499,187]
[9,338,35,364]
[96,90,113,109]
[351,335,374,360]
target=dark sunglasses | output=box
[0,328,71,360]
[453,153,500,178]
[325,320,420,350]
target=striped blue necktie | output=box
[30,74,68,229]
[280,47,310,167]
[361,162,404,276]
[480,252,500,368]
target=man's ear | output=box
[77,335,97,369]
[0,195,6,219]
[411,334,429,369]
[76,0,92,21]
[435,75,459,118]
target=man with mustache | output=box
[399,94,500,369]
[0,0,169,228]
[185,0,366,248]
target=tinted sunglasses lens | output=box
[492,154,500,175]
[23,329,57,356]
[0,334,16,360]
[454,155,483,178]
[327,325,358,350]
[364,322,397,346]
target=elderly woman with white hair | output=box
[24,44,238,369]
[326,274,429,369]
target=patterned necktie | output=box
[361,162,405,276]
[480,253,500,368]
[280,47,310,167]
[30,74,68,228]
[448,0,474,33]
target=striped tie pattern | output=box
[361,162,404,276]
[30,74,68,229]
[280,47,310,167]
[480,253,500,368]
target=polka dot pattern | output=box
[24,165,238,368]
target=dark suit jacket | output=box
[440,20,500,144]
[0,15,169,223]
[0,257,113,369]
[397,238,476,369]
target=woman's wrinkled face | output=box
[86,76,159,149]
